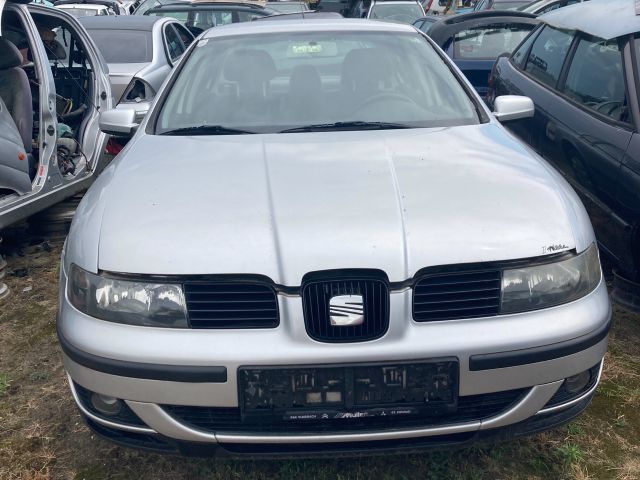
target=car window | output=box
[453,23,535,60]
[86,29,153,63]
[136,0,163,14]
[511,24,540,67]
[148,10,189,21]
[173,22,194,48]
[164,24,184,61]
[536,1,560,13]
[369,3,424,22]
[156,31,481,134]
[524,25,573,88]
[563,36,629,123]
[490,1,529,8]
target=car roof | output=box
[541,0,640,40]
[201,17,415,37]
[78,15,165,29]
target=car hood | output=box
[88,124,593,285]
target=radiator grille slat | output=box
[413,270,502,321]
[184,282,279,329]
[302,276,389,343]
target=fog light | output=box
[565,370,591,394]
[90,393,123,416]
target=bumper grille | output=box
[184,282,279,329]
[163,388,526,434]
[302,275,389,342]
[413,269,502,321]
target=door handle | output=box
[546,121,557,141]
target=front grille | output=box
[302,275,389,342]
[163,388,526,434]
[413,269,502,321]
[184,282,279,329]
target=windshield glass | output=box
[60,7,105,16]
[86,29,152,63]
[156,31,479,134]
[369,3,423,21]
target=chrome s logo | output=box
[329,295,364,326]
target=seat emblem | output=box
[329,295,364,326]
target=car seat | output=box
[0,38,33,153]
[284,64,324,123]
[221,48,276,124]
[341,47,393,108]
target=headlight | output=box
[67,264,188,327]
[501,244,601,314]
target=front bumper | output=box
[58,272,611,451]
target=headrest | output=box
[0,39,23,70]
[289,64,321,95]
[223,49,276,83]
[341,48,393,85]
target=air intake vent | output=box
[184,282,279,329]
[413,270,501,321]
[302,274,389,343]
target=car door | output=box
[547,34,633,209]
[615,35,640,243]
[445,19,537,98]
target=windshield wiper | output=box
[279,121,414,133]
[159,125,256,136]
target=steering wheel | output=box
[593,101,622,117]
[353,92,417,114]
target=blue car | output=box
[417,10,538,98]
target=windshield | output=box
[86,29,152,63]
[369,3,423,22]
[147,8,271,28]
[59,7,105,16]
[155,31,479,134]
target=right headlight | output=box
[501,244,601,314]
[67,264,188,328]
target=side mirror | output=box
[99,107,140,137]
[493,95,534,122]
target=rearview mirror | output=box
[99,108,139,137]
[493,95,534,122]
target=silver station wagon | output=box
[58,19,611,456]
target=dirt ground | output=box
[0,235,638,480]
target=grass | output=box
[0,239,639,480]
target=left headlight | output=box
[67,264,188,327]
[501,244,601,314]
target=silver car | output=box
[59,19,611,455]
[78,15,193,108]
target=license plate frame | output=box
[238,358,459,423]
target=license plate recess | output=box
[239,359,458,422]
